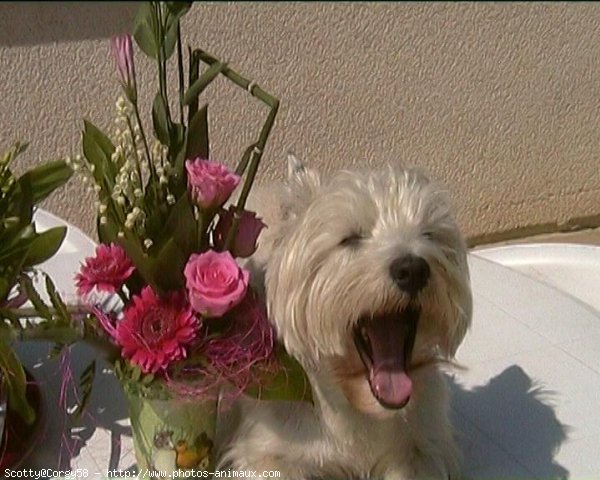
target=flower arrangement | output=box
[63,2,314,472]
[2,3,310,473]
[67,1,309,407]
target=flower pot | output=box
[0,369,44,470]
[124,386,218,478]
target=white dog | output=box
[217,156,472,480]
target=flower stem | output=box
[196,208,206,251]
[176,22,185,126]
[154,3,166,102]
[9,320,120,364]
[234,104,279,213]
[194,49,279,110]
[224,97,279,250]
[132,102,156,182]
[4,305,90,319]
[191,49,280,250]
[11,325,80,343]
[156,3,172,131]
[187,47,200,126]
[125,115,145,194]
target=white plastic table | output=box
[15,210,600,479]
[458,250,600,479]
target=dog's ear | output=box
[283,153,321,218]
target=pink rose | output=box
[184,250,250,318]
[214,207,267,258]
[75,243,135,297]
[185,158,241,210]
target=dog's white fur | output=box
[217,157,472,480]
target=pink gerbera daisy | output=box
[115,287,199,374]
[75,243,135,297]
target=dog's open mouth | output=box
[353,307,419,409]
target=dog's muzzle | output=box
[353,307,419,409]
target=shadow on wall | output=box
[450,365,569,480]
[0,2,138,47]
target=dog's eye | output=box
[340,233,364,247]
[423,231,435,241]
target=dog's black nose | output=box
[389,254,430,295]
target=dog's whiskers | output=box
[410,356,466,373]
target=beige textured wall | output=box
[1,2,600,240]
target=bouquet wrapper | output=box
[125,388,217,478]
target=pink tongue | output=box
[365,314,414,408]
[369,363,413,408]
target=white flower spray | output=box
[70,95,175,251]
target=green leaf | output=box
[245,347,313,404]
[164,122,186,188]
[151,237,186,291]
[152,93,170,145]
[235,142,258,176]
[187,48,201,125]
[160,192,195,256]
[23,226,67,268]
[114,360,123,380]
[185,105,209,160]
[141,372,155,385]
[163,3,192,60]
[19,274,52,321]
[0,307,22,329]
[97,205,122,245]
[183,61,226,106]
[18,160,72,204]
[0,278,10,303]
[83,120,115,158]
[2,216,21,229]
[11,175,34,227]
[82,120,117,196]
[133,3,159,59]
[45,274,70,324]
[0,224,35,264]
[0,141,28,174]
[48,342,67,359]
[169,122,185,156]
[130,364,142,383]
[165,2,192,17]
[82,130,106,166]
[73,360,96,418]
[120,234,186,294]
[114,231,167,294]
[6,141,28,161]
[0,336,35,425]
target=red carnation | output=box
[75,243,135,297]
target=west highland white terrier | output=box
[218,156,473,480]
